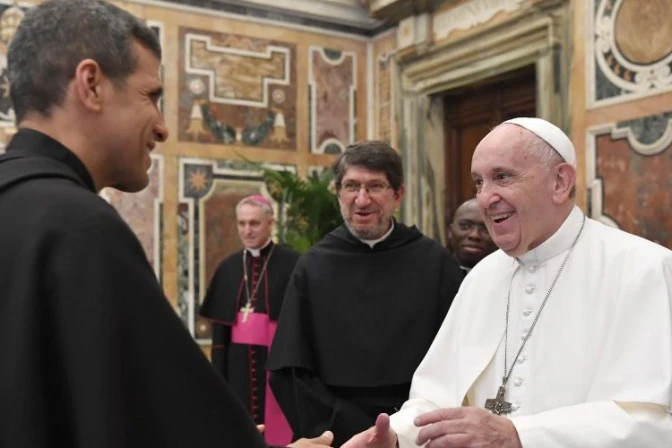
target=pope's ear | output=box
[552,163,576,204]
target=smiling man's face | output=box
[449,199,497,268]
[337,166,403,240]
[471,124,561,257]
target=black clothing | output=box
[200,243,300,423]
[0,129,267,448]
[267,222,463,446]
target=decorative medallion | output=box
[590,0,672,106]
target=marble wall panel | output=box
[179,28,297,150]
[587,112,672,248]
[309,47,356,154]
[587,0,672,107]
[372,30,397,146]
[377,52,393,144]
[101,155,165,282]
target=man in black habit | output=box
[0,1,331,447]
[267,141,464,446]
[200,194,300,446]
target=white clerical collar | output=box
[359,221,395,248]
[517,205,584,266]
[246,239,272,258]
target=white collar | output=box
[359,220,395,248]
[516,205,584,266]
[246,239,272,258]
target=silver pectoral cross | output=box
[484,385,512,415]
[240,302,255,323]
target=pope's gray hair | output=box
[526,132,576,199]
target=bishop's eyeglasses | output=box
[339,181,392,196]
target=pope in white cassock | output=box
[343,117,672,448]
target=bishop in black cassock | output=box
[200,195,300,446]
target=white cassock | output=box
[390,206,672,446]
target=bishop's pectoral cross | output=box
[484,385,512,415]
[240,301,255,323]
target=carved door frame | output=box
[393,0,571,243]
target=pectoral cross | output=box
[484,385,512,415]
[240,302,255,323]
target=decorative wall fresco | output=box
[587,112,672,248]
[177,158,292,342]
[309,47,356,154]
[101,155,165,282]
[179,28,297,149]
[588,0,672,107]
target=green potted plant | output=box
[260,166,342,253]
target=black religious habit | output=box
[267,222,463,446]
[200,243,300,424]
[0,129,268,448]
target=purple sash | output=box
[232,312,292,446]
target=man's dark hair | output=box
[8,0,161,123]
[332,141,404,192]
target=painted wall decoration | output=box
[101,154,165,282]
[587,112,672,248]
[588,0,672,107]
[177,158,292,342]
[179,28,297,149]
[309,47,356,155]
[0,1,26,127]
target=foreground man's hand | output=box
[414,407,522,448]
[288,430,335,447]
[342,413,397,448]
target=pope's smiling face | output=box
[471,124,566,257]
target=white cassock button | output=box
[516,354,527,364]
[522,308,533,317]
[513,378,524,387]
[521,328,529,339]
[527,265,537,273]
[525,284,535,294]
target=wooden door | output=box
[443,66,536,241]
